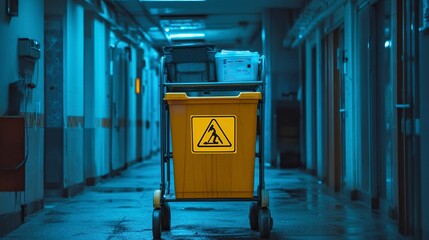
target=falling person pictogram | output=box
[195,118,233,150]
[204,124,223,145]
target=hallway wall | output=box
[301,0,382,198]
[297,0,428,238]
[2,0,426,238]
[0,0,45,234]
[126,46,138,165]
[262,9,301,167]
[342,0,358,197]
[1,0,160,234]
[141,46,160,160]
[83,11,110,184]
[419,23,429,240]
[64,0,85,193]
[44,0,85,197]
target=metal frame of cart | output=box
[152,54,272,239]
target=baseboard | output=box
[22,199,44,217]
[371,197,379,210]
[110,167,124,177]
[141,149,161,161]
[343,188,372,207]
[127,158,142,168]
[0,210,22,236]
[44,189,63,198]
[306,168,316,176]
[388,205,398,220]
[85,176,100,186]
[62,182,85,198]
[350,189,358,200]
[0,199,44,236]
[356,189,371,206]
[340,188,358,201]
[142,154,152,161]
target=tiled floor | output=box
[2,157,402,239]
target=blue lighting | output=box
[384,40,391,48]
[168,33,205,39]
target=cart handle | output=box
[259,55,266,82]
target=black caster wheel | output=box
[152,209,162,239]
[249,203,259,230]
[161,203,171,230]
[258,207,272,238]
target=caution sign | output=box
[191,116,236,153]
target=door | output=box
[142,60,152,159]
[335,28,345,192]
[337,28,346,194]
[357,3,371,196]
[397,0,421,235]
[110,45,128,172]
[325,27,345,191]
[371,0,395,212]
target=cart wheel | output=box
[258,208,272,238]
[249,203,259,230]
[153,190,162,209]
[161,202,171,230]
[261,189,269,208]
[152,209,162,239]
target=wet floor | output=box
[2,156,403,239]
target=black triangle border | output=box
[197,119,232,148]
[191,116,236,152]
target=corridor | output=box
[3,156,401,239]
[1,0,429,239]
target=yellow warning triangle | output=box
[197,119,232,148]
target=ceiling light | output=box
[160,18,205,31]
[384,40,392,48]
[168,33,205,39]
[140,0,206,2]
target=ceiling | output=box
[108,0,307,51]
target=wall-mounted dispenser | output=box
[17,38,41,88]
[18,38,41,60]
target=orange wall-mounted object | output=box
[135,77,141,94]
[0,117,25,191]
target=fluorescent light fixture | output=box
[168,33,205,39]
[141,0,206,2]
[160,18,206,31]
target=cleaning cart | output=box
[152,44,272,239]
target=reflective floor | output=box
[2,155,403,239]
